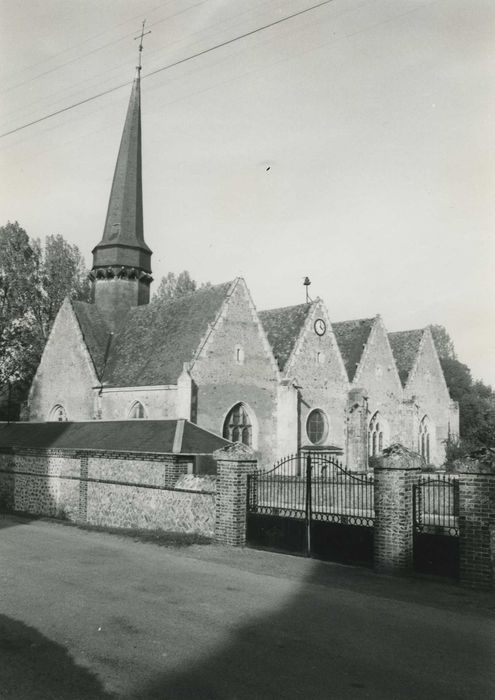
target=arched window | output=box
[128,401,146,419]
[49,404,68,422]
[368,412,388,457]
[223,403,253,447]
[306,409,329,445]
[419,416,431,463]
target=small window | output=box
[419,416,431,462]
[235,346,245,365]
[128,401,145,419]
[223,403,253,446]
[49,404,67,422]
[316,351,325,365]
[306,409,329,445]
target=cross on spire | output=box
[134,19,151,72]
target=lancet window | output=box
[223,403,253,447]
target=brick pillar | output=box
[346,388,368,471]
[78,454,88,523]
[456,460,495,590]
[163,456,190,487]
[374,444,422,574]
[214,443,257,547]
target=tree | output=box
[0,222,90,419]
[439,357,473,403]
[430,324,495,453]
[0,222,39,327]
[38,234,90,339]
[152,270,210,304]
[429,324,456,360]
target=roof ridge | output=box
[259,302,313,316]
[389,328,426,336]
[332,316,376,326]
[150,279,234,309]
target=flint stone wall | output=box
[0,448,215,537]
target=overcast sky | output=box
[0,0,493,386]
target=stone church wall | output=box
[403,331,458,465]
[354,319,403,449]
[0,449,215,537]
[28,300,97,421]
[286,303,348,454]
[99,386,178,420]
[192,281,279,467]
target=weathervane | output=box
[134,19,151,72]
[303,276,312,303]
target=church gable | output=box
[353,316,402,396]
[403,328,451,403]
[191,278,279,383]
[282,299,349,450]
[28,299,98,421]
[101,282,232,387]
[190,278,280,464]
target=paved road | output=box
[0,514,494,699]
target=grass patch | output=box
[0,511,212,547]
[77,523,212,548]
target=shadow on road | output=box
[124,557,494,700]
[0,614,113,700]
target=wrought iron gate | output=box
[413,474,459,578]
[246,453,374,566]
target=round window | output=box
[306,409,328,445]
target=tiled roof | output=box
[388,329,424,387]
[102,282,232,386]
[332,318,375,381]
[258,303,312,371]
[0,420,230,455]
[72,301,112,378]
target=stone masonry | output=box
[373,444,423,574]
[0,448,215,536]
[455,458,495,590]
[214,442,257,546]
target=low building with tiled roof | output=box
[27,71,458,469]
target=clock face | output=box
[314,318,326,336]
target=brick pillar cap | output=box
[214,442,256,461]
[451,458,495,475]
[374,443,424,471]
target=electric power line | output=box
[0,0,333,140]
[0,0,180,89]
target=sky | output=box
[0,0,494,386]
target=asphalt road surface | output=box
[1,514,494,699]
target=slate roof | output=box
[0,420,230,455]
[101,281,232,386]
[332,318,375,381]
[72,301,112,377]
[258,303,312,371]
[388,329,425,387]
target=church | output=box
[27,70,459,470]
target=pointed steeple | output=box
[90,71,153,326]
[92,73,151,272]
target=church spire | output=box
[90,24,153,326]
